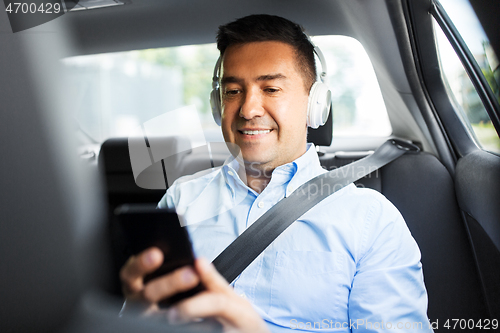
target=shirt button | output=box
[258,201,264,208]
[228,170,234,176]
[239,293,247,299]
[287,185,294,192]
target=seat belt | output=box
[212,139,419,283]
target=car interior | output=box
[1,0,499,332]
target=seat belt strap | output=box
[212,139,419,283]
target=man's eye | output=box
[265,88,280,93]
[224,89,240,96]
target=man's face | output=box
[220,41,309,172]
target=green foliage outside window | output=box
[136,45,220,115]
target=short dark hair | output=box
[216,14,316,90]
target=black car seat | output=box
[317,148,490,326]
[314,121,489,324]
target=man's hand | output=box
[167,257,270,333]
[119,247,270,333]
[120,247,200,315]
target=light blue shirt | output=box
[158,144,432,332]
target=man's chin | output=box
[242,156,276,173]
[224,143,276,168]
[240,152,269,165]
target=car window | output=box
[434,0,500,153]
[62,35,392,149]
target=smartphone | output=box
[115,204,204,307]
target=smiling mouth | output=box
[239,129,272,135]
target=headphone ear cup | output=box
[307,82,332,129]
[210,88,222,126]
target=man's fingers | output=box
[158,258,270,333]
[169,292,269,333]
[194,257,231,293]
[142,266,200,303]
[120,247,163,294]
[168,292,229,324]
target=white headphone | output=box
[210,44,332,129]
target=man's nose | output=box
[239,89,265,120]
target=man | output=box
[120,15,432,332]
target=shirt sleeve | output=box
[157,186,176,209]
[157,192,169,209]
[348,197,433,333]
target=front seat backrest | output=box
[0,11,82,333]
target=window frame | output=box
[431,0,500,139]
[403,0,500,159]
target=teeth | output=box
[242,130,271,135]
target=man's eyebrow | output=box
[221,73,287,85]
[257,73,287,81]
[221,76,242,85]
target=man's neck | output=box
[245,172,271,193]
[240,145,310,193]
[240,161,275,193]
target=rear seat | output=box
[99,135,489,327]
[327,151,489,325]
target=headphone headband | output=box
[212,56,222,90]
[313,46,328,85]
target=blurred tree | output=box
[136,44,219,115]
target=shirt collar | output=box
[222,143,325,196]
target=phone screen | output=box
[115,204,204,307]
